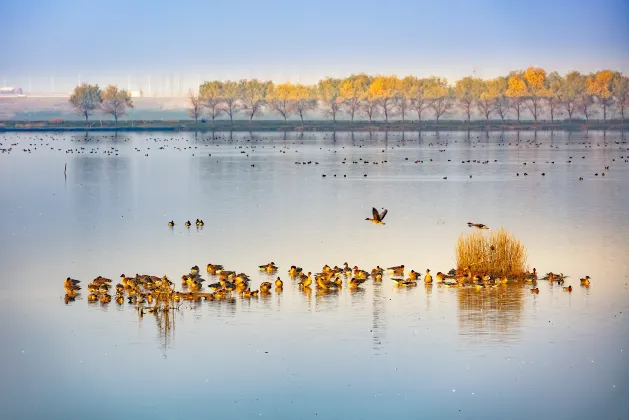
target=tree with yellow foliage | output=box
[425,77,453,123]
[587,70,615,122]
[199,81,224,124]
[506,73,527,123]
[394,76,414,123]
[339,74,370,123]
[291,84,316,124]
[317,78,343,123]
[239,79,271,122]
[613,75,629,122]
[408,77,430,124]
[559,71,582,123]
[220,81,241,124]
[367,76,398,123]
[454,77,483,123]
[267,83,293,123]
[487,77,510,122]
[545,72,564,122]
[523,67,547,122]
[100,84,133,123]
[476,80,497,122]
[577,74,595,121]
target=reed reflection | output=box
[457,284,524,344]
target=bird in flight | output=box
[467,222,489,230]
[366,207,388,225]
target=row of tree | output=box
[70,68,629,124]
[69,84,134,122]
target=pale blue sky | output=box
[1,0,628,92]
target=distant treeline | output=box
[68,69,629,124]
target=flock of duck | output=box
[63,260,592,308]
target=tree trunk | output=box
[603,103,607,122]
[114,114,118,124]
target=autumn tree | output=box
[292,84,316,124]
[560,71,582,123]
[100,85,133,123]
[545,72,563,122]
[408,77,430,123]
[69,83,102,122]
[486,76,510,122]
[267,83,293,123]
[340,74,369,123]
[578,74,595,121]
[394,76,413,123]
[368,76,398,123]
[587,70,615,122]
[239,79,270,122]
[506,73,527,123]
[454,76,483,123]
[523,67,547,122]
[477,80,497,123]
[317,78,342,123]
[613,75,629,122]
[425,77,453,123]
[362,99,380,123]
[199,81,224,124]
[187,90,202,123]
[220,81,241,124]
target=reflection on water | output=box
[0,130,628,419]
[457,284,524,344]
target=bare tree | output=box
[362,100,379,123]
[494,97,511,122]
[188,90,202,123]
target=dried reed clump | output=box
[456,228,528,278]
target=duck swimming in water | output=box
[424,269,433,284]
[196,219,204,227]
[580,276,591,286]
[387,265,405,276]
[366,207,388,225]
[168,221,175,227]
[185,220,191,227]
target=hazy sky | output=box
[1,0,628,91]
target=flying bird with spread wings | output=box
[366,207,388,225]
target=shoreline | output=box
[1,120,627,132]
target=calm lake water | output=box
[0,130,628,420]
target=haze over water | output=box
[0,130,628,419]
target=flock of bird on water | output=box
[62,217,592,308]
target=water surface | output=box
[0,130,628,419]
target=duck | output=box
[260,282,273,292]
[190,265,200,275]
[563,285,572,292]
[185,220,191,227]
[349,278,367,288]
[530,287,539,294]
[64,277,81,289]
[353,267,370,279]
[424,269,433,284]
[196,219,204,227]
[467,222,489,230]
[206,264,224,275]
[580,276,591,286]
[289,266,303,277]
[524,268,537,281]
[408,270,420,280]
[275,277,283,288]
[298,272,312,287]
[392,278,417,287]
[168,221,175,227]
[259,262,278,272]
[387,265,405,276]
[366,207,388,225]
[342,262,352,276]
[435,272,447,282]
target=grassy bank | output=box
[1,119,628,132]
